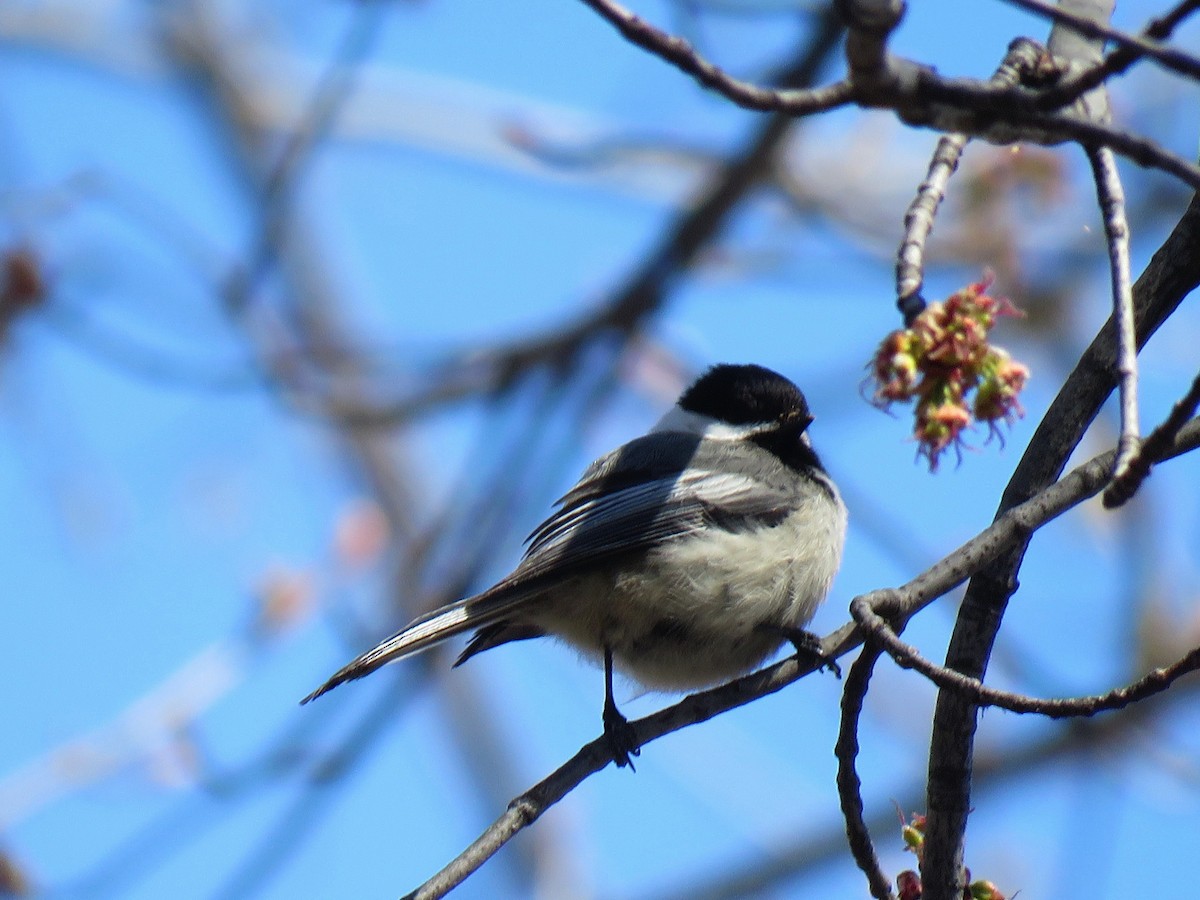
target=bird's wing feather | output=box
[300,579,547,703]
[302,433,793,703]
[516,452,794,583]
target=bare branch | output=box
[576,0,1200,195]
[907,79,1200,192]
[894,134,968,323]
[998,0,1200,82]
[834,644,896,900]
[851,595,1200,718]
[1031,0,1200,110]
[652,679,1200,900]
[920,118,1200,900]
[1105,370,1200,507]
[1087,146,1140,478]
[893,41,1037,322]
[406,648,839,900]
[575,0,854,115]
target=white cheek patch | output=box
[651,407,772,441]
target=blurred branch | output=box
[219,0,389,316]
[165,0,426,544]
[0,622,299,831]
[210,667,424,900]
[320,6,846,426]
[37,302,262,392]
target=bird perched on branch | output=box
[303,363,847,767]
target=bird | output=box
[302,363,847,767]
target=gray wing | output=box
[513,433,795,584]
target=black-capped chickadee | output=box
[303,364,847,767]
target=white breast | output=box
[532,489,847,692]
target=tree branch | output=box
[1030,0,1200,110]
[895,133,968,323]
[1104,369,1200,507]
[997,0,1200,82]
[834,644,896,900]
[1087,145,1140,478]
[575,0,854,115]
[851,591,1200,718]
[575,0,1200,195]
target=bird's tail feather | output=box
[300,581,539,704]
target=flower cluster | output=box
[895,810,1007,900]
[869,275,1030,470]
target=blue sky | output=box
[2,1,1200,897]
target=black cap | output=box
[678,364,812,427]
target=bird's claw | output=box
[602,705,641,770]
[771,626,841,679]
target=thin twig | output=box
[997,0,1200,82]
[893,41,1036,322]
[575,0,854,115]
[1104,369,1200,507]
[1032,0,1200,110]
[834,644,896,900]
[914,88,1200,192]
[1087,146,1140,479]
[895,133,969,323]
[37,302,262,392]
[220,0,388,315]
[851,596,1200,718]
[575,0,1200,196]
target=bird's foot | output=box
[769,626,841,679]
[602,703,641,771]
